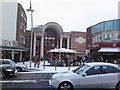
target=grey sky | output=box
[18,0,119,32]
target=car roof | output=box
[0,59,12,61]
[85,62,119,68]
[0,59,15,63]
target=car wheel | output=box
[16,67,22,72]
[58,81,73,90]
[116,82,120,90]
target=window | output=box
[102,65,120,74]
[2,61,11,64]
[102,66,113,73]
[20,22,26,32]
[113,67,120,73]
[73,65,90,74]
[86,66,101,75]
[20,35,25,45]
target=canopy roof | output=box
[0,46,29,51]
[98,48,120,52]
[48,48,77,53]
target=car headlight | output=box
[5,69,14,71]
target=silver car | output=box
[49,62,120,90]
[0,59,28,72]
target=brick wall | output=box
[25,30,31,48]
[70,31,86,55]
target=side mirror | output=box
[82,73,87,77]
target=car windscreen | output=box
[72,64,90,74]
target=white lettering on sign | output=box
[0,40,18,46]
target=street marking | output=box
[0,80,37,83]
[0,79,49,83]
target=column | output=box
[11,50,14,60]
[67,37,70,49]
[33,34,36,57]
[20,51,22,62]
[40,35,44,58]
[56,39,59,48]
[60,35,63,48]
[0,50,2,59]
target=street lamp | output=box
[26,0,34,67]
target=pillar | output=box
[60,35,63,48]
[20,51,22,62]
[11,50,14,60]
[40,35,44,58]
[33,34,36,57]
[0,50,2,59]
[67,37,70,49]
[57,39,59,48]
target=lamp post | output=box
[26,0,34,67]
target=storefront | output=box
[86,19,120,63]
[0,40,29,62]
[32,22,70,60]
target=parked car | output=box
[0,63,17,78]
[49,62,120,90]
[0,59,28,72]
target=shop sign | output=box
[0,40,18,46]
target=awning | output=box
[98,48,120,52]
[0,46,29,51]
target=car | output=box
[0,59,28,72]
[49,62,120,90]
[0,63,17,78]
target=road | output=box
[2,80,49,89]
[1,72,111,90]
[1,73,54,90]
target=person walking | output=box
[34,55,39,68]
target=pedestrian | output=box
[63,54,68,66]
[37,57,41,68]
[34,55,39,68]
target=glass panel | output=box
[102,66,114,74]
[86,66,101,75]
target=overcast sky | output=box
[18,0,119,32]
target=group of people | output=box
[49,54,91,66]
[33,54,92,67]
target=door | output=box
[79,66,102,88]
[101,65,119,88]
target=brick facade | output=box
[16,3,27,48]
[70,31,86,55]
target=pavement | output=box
[17,61,78,73]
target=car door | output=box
[79,66,102,88]
[101,65,119,88]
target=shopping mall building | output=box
[86,19,120,63]
[26,23,86,60]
